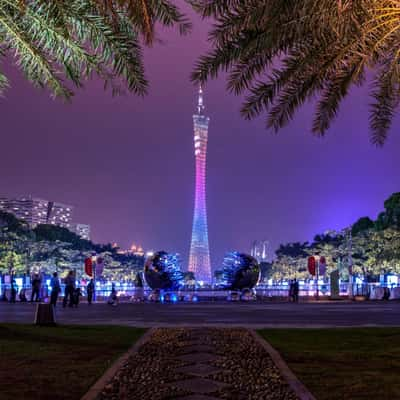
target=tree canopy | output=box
[0,0,190,99]
[270,192,400,281]
[0,211,29,235]
[191,0,400,145]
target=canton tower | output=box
[188,86,212,283]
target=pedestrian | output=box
[288,280,294,302]
[72,287,81,307]
[63,270,75,308]
[30,274,41,302]
[293,278,299,303]
[50,272,61,307]
[107,283,118,306]
[10,279,17,303]
[19,288,27,302]
[382,287,391,301]
[87,279,94,305]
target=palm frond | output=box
[1,0,190,99]
[370,58,400,146]
[191,0,400,144]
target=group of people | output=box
[51,271,95,308]
[3,273,48,303]
[1,277,34,303]
[1,271,96,307]
[289,279,300,303]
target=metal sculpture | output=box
[144,251,184,290]
[221,252,260,291]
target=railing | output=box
[1,283,399,302]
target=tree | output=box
[33,224,93,250]
[191,0,400,145]
[272,242,310,281]
[0,249,24,274]
[0,211,29,236]
[352,217,375,236]
[1,0,191,99]
[276,242,309,258]
[183,270,196,285]
[382,192,400,228]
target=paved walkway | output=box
[0,301,399,327]
[97,328,299,400]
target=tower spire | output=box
[197,85,204,115]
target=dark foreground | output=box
[2,324,399,400]
[0,324,144,400]
[0,301,399,327]
[262,328,400,400]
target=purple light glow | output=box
[1,4,400,268]
[188,87,212,282]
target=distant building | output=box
[0,196,73,228]
[70,223,91,241]
[46,201,73,228]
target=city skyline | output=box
[1,3,400,268]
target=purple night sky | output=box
[1,3,400,269]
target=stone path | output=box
[98,328,298,400]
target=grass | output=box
[259,328,400,400]
[0,324,146,400]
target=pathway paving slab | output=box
[175,363,221,378]
[170,377,228,394]
[181,345,215,354]
[178,395,221,400]
[177,352,218,364]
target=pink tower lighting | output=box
[188,86,212,283]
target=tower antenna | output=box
[197,85,204,115]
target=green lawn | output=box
[0,324,145,400]
[259,328,400,400]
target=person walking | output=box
[382,287,391,301]
[293,278,300,303]
[87,279,94,305]
[19,288,27,302]
[288,280,294,302]
[72,287,82,307]
[30,274,41,302]
[107,283,118,306]
[10,279,17,303]
[63,271,75,308]
[50,272,61,307]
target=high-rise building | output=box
[188,87,212,283]
[46,201,73,228]
[0,196,73,228]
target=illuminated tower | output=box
[188,87,212,283]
